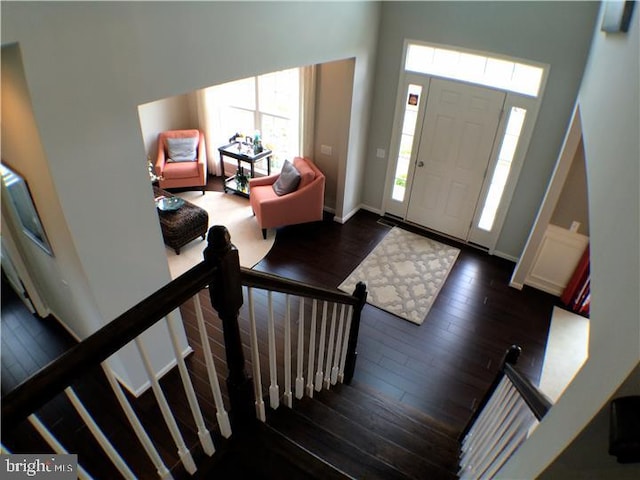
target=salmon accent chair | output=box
[155,129,207,193]
[249,157,325,239]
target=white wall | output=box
[1,43,104,339]
[498,4,640,477]
[362,1,599,258]
[2,0,379,319]
[1,1,379,390]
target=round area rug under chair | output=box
[164,191,276,279]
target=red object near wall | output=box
[561,244,590,316]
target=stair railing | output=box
[1,226,367,478]
[458,345,553,480]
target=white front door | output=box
[406,79,505,240]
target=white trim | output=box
[524,224,589,296]
[383,38,550,251]
[359,203,383,215]
[511,105,583,288]
[468,93,544,250]
[492,250,520,263]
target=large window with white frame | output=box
[208,68,301,172]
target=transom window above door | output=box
[405,43,545,97]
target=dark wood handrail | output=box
[240,268,359,306]
[504,363,552,420]
[1,261,217,434]
[459,345,552,441]
[2,228,366,434]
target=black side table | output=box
[218,142,273,197]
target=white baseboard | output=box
[493,250,519,263]
[114,345,194,397]
[359,203,383,215]
[323,205,336,215]
[509,281,524,290]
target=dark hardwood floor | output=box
[251,212,555,430]
[1,175,557,474]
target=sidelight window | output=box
[392,84,423,202]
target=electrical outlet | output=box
[570,221,581,233]
[320,145,332,156]
[376,148,386,159]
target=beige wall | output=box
[551,139,590,235]
[314,59,355,211]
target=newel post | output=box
[204,226,254,428]
[344,282,368,384]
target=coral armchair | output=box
[249,157,325,239]
[155,129,207,193]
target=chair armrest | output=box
[250,174,280,187]
[196,133,206,177]
[155,135,167,175]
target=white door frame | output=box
[382,40,548,253]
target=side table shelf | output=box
[218,141,273,197]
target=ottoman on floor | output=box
[154,187,209,254]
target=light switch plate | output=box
[376,148,386,158]
[320,145,332,156]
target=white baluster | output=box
[460,379,510,468]
[283,295,293,408]
[479,401,537,479]
[247,287,266,421]
[337,305,353,383]
[193,294,233,435]
[315,301,328,391]
[64,387,137,479]
[461,380,515,468]
[462,377,510,453]
[27,415,94,480]
[323,303,338,389]
[466,383,519,467]
[295,297,305,399]
[135,337,196,474]
[330,304,346,385]
[464,391,524,479]
[460,380,519,477]
[306,299,318,397]
[267,291,280,409]
[166,311,215,456]
[101,364,173,479]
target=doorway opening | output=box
[385,41,548,251]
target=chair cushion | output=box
[163,161,200,179]
[293,157,316,189]
[273,159,301,196]
[166,136,198,162]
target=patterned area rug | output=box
[339,227,460,325]
[165,191,275,279]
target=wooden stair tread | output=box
[267,405,410,480]
[192,421,349,479]
[348,378,462,439]
[314,383,459,471]
[292,394,457,480]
